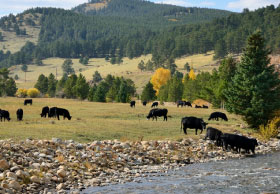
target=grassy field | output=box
[10,53,217,94]
[0,97,254,143]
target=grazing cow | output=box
[40,106,49,118]
[130,101,136,108]
[49,107,71,120]
[142,101,147,106]
[208,112,228,121]
[195,105,202,108]
[221,133,258,154]
[204,127,223,146]
[151,102,159,108]
[48,107,57,118]
[181,116,208,135]
[16,108,23,121]
[24,99,32,106]
[184,101,192,107]
[177,100,185,108]
[146,108,168,121]
[202,105,208,109]
[0,110,11,122]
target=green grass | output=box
[0,97,255,143]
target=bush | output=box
[16,88,27,97]
[27,88,40,98]
[259,117,280,140]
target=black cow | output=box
[208,112,228,121]
[151,102,159,108]
[184,101,192,107]
[24,99,32,106]
[142,101,147,106]
[147,108,168,121]
[202,105,208,109]
[40,106,49,118]
[181,116,208,135]
[130,101,136,108]
[49,107,71,120]
[221,133,258,154]
[177,100,185,108]
[195,105,202,108]
[204,127,223,146]
[0,110,10,122]
[16,108,23,121]
[49,107,57,118]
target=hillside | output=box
[73,0,232,26]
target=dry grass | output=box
[0,97,255,143]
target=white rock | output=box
[30,175,40,184]
[8,180,21,190]
[57,169,66,178]
[56,183,64,190]
[7,172,17,180]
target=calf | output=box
[237,136,258,154]
[202,105,208,109]
[184,101,192,107]
[181,116,208,135]
[204,127,223,146]
[146,108,168,121]
[208,112,228,121]
[24,99,32,106]
[142,101,147,106]
[130,101,136,108]
[151,102,159,108]
[195,105,202,108]
[16,108,23,121]
[0,110,11,122]
[52,107,71,120]
[40,106,49,118]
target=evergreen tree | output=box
[214,39,227,59]
[184,62,190,72]
[47,73,57,97]
[167,76,183,102]
[138,60,145,72]
[64,74,77,98]
[141,81,156,102]
[93,82,108,102]
[34,74,48,94]
[74,73,89,100]
[225,31,280,128]
[88,84,97,101]
[62,59,75,75]
[117,80,129,103]
[92,71,102,83]
[56,73,68,92]
[5,78,17,96]
[21,64,28,72]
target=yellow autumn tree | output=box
[150,68,171,95]
[188,68,196,80]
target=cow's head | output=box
[252,138,258,146]
[7,118,11,121]
[201,121,208,129]
[68,116,72,120]
[224,115,228,121]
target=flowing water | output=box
[83,152,280,194]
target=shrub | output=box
[259,117,280,140]
[16,88,28,97]
[27,88,40,98]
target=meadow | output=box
[0,97,252,143]
[10,52,216,94]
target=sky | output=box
[0,0,279,18]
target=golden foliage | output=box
[16,88,28,98]
[193,99,210,106]
[188,69,196,80]
[150,68,171,95]
[259,117,280,140]
[27,88,40,98]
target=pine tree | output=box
[64,74,77,98]
[167,76,183,102]
[47,73,57,97]
[92,71,102,83]
[141,81,156,102]
[225,31,280,128]
[74,73,89,100]
[62,59,75,75]
[117,80,129,103]
[88,84,97,102]
[5,78,17,96]
[34,74,48,94]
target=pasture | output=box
[0,97,253,143]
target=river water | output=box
[82,152,280,194]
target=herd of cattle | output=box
[0,99,258,154]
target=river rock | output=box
[57,169,66,178]
[30,176,40,184]
[0,159,9,170]
[9,180,21,190]
[7,172,17,180]
[56,183,64,190]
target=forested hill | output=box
[73,0,232,26]
[0,4,279,69]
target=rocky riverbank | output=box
[0,137,279,194]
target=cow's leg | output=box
[183,127,187,134]
[57,115,60,120]
[200,129,203,134]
